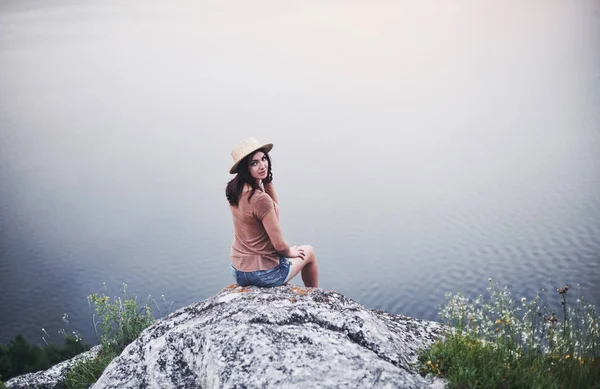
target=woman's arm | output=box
[263,182,279,206]
[262,210,304,259]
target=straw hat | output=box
[229,137,273,174]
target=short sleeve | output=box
[254,193,275,220]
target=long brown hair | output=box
[226,149,272,207]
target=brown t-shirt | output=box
[230,190,280,271]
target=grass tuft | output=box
[59,348,118,389]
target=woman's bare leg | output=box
[285,245,318,287]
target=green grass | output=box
[58,283,168,389]
[417,280,600,389]
[59,347,118,389]
[87,283,156,353]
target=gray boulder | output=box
[92,284,447,389]
[5,345,101,389]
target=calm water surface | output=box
[1,0,599,346]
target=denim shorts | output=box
[230,257,292,287]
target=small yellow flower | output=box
[496,319,502,325]
[565,354,570,359]
[427,360,432,365]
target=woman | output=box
[226,137,319,288]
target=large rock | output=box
[5,345,101,389]
[92,285,446,389]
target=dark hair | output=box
[226,148,272,207]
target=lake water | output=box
[1,0,599,346]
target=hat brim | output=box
[229,143,273,174]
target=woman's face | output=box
[248,151,269,182]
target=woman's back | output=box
[230,190,279,271]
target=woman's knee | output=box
[300,245,316,262]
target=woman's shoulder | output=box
[250,189,273,202]
[240,189,271,203]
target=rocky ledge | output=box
[6,285,448,389]
[92,284,446,389]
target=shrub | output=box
[418,280,600,389]
[87,283,155,354]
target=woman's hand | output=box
[289,246,306,260]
